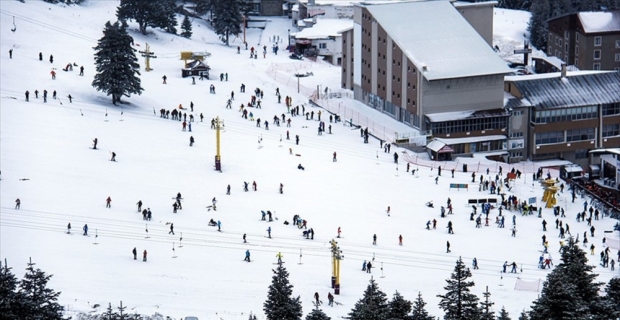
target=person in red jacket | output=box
[106,197,111,208]
[143,250,147,262]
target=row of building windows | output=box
[428,117,508,135]
[509,132,523,138]
[603,103,620,116]
[533,106,597,124]
[603,124,620,137]
[535,128,596,145]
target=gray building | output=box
[504,70,620,166]
[341,0,511,158]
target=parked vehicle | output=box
[289,53,303,60]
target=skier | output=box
[14,198,20,209]
[314,292,321,305]
[510,262,517,273]
[39,52,43,61]
[398,234,403,246]
[337,227,341,238]
[387,206,391,216]
[162,75,167,84]
[169,223,175,235]
[49,54,53,63]
[110,152,116,161]
[267,226,272,238]
[25,90,29,101]
[473,257,479,269]
[212,197,217,211]
[362,260,367,271]
[106,196,112,208]
[243,233,247,243]
[66,223,71,234]
[276,252,283,264]
[227,184,231,195]
[393,152,399,164]
[189,136,194,146]
[333,152,337,162]
[542,219,547,231]
[79,66,84,76]
[245,250,251,262]
[93,138,98,149]
[366,261,372,273]
[253,181,257,191]
[9,49,12,59]
[373,234,377,245]
[83,224,88,236]
[327,292,334,307]
[217,220,221,231]
[279,183,284,194]
[143,250,147,262]
[137,200,142,212]
[446,241,451,253]
[133,247,137,260]
[67,94,72,103]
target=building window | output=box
[575,58,579,65]
[575,149,588,159]
[576,33,580,42]
[566,128,595,142]
[564,30,569,40]
[510,152,523,158]
[510,132,524,138]
[575,46,579,55]
[535,131,564,144]
[593,63,601,70]
[565,43,568,53]
[602,124,620,137]
[319,43,326,49]
[616,53,620,61]
[559,39,562,47]
[617,40,620,48]
[533,106,597,123]
[594,36,602,46]
[593,50,601,60]
[511,110,524,116]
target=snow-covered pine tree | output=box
[517,310,529,320]
[181,15,193,38]
[18,259,65,319]
[117,0,175,35]
[497,306,511,320]
[194,0,213,16]
[479,286,495,320]
[437,256,481,320]
[92,21,143,105]
[347,278,390,320]
[606,278,620,315]
[528,270,586,319]
[103,303,119,319]
[0,259,25,318]
[411,292,434,320]
[160,0,178,34]
[554,237,614,319]
[263,264,302,320]
[527,0,551,50]
[305,301,331,320]
[212,0,243,46]
[387,291,412,320]
[247,312,258,320]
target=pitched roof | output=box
[508,71,620,109]
[578,11,620,33]
[365,1,511,81]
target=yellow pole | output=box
[215,117,222,171]
[145,43,151,72]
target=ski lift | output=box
[11,16,16,32]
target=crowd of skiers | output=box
[16,51,81,104]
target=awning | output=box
[436,135,506,145]
[427,140,455,153]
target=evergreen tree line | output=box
[524,0,619,51]
[261,239,620,320]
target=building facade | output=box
[340,0,510,158]
[547,11,620,71]
[504,70,620,167]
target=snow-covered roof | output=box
[504,70,614,81]
[437,135,507,145]
[508,71,620,110]
[292,4,299,11]
[453,1,498,8]
[589,148,620,156]
[425,109,510,122]
[365,1,511,81]
[578,11,620,33]
[426,139,446,152]
[532,55,565,69]
[298,0,424,6]
[294,19,353,39]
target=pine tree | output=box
[18,259,65,319]
[387,291,412,320]
[212,0,243,46]
[117,0,176,35]
[497,306,511,320]
[411,292,434,320]
[0,260,25,318]
[248,312,258,320]
[527,0,551,50]
[529,271,586,320]
[194,0,213,16]
[92,21,143,105]
[479,286,495,320]
[181,15,193,38]
[103,303,119,319]
[347,278,390,320]
[437,257,481,320]
[517,310,529,320]
[306,301,331,320]
[604,278,620,317]
[263,265,302,320]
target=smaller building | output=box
[547,10,620,71]
[181,60,210,79]
[291,18,352,65]
[532,56,579,74]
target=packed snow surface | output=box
[1,1,618,319]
